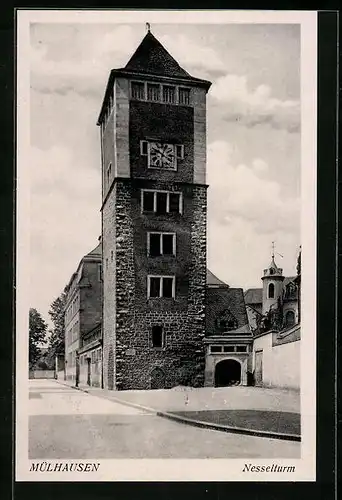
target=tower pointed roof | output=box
[124,30,191,79]
[97,28,211,125]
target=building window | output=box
[223,346,234,353]
[148,275,175,299]
[178,87,190,105]
[131,81,145,100]
[284,310,295,327]
[147,83,160,101]
[163,85,175,104]
[111,250,114,262]
[148,232,176,257]
[156,192,168,214]
[142,190,155,212]
[151,325,164,348]
[142,190,182,215]
[140,140,148,156]
[268,283,275,298]
[210,345,222,353]
[236,346,247,353]
[98,264,102,281]
[106,163,112,184]
[175,144,184,160]
[169,193,181,213]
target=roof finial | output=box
[271,241,275,259]
[146,22,151,33]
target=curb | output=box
[157,411,301,442]
[55,379,301,442]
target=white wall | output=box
[253,333,300,390]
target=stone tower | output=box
[97,29,212,390]
[261,253,284,315]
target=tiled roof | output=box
[85,242,102,258]
[206,269,228,287]
[124,31,192,79]
[244,288,263,305]
[206,287,250,336]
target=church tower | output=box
[261,249,284,315]
[97,28,211,390]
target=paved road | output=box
[29,379,300,459]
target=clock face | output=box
[149,142,175,169]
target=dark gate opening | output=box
[215,359,241,387]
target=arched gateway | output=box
[214,359,241,387]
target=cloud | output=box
[206,140,300,288]
[210,74,300,133]
[160,34,226,78]
[30,25,226,97]
[29,145,101,319]
[207,140,300,235]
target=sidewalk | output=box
[57,379,301,441]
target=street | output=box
[29,379,300,459]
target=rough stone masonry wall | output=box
[187,185,207,387]
[114,184,207,390]
[102,184,117,389]
[114,180,135,390]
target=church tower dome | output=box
[261,247,284,315]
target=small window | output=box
[152,325,163,348]
[269,268,274,275]
[148,232,175,257]
[284,310,295,327]
[148,276,175,299]
[162,234,174,255]
[111,250,114,262]
[149,277,161,298]
[149,233,161,257]
[140,140,148,156]
[106,258,109,269]
[163,85,175,104]
[141,190,182,215]
[268,283,275,299]
[156,192,168,214]
[131,81,145,100]
[163,277,174,298]
[210,345,222,353]
[175,144,184,159]
[147,83,160,102]
[223,346,234,353]
[236,346,247,353]
[106,163,112,184]
[169,193,181,214]
[142,191,155,212]
[179,87,190,105]
[98,264,102,281]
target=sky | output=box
[28,21,301,323]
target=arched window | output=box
[268,283,275,298]
[152,325,163,348]
[285,310,295,327]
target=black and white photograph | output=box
[16,9,317,481]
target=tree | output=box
[29,308,47,368]
[47,290,67,364]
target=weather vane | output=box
[271,241,283,259]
